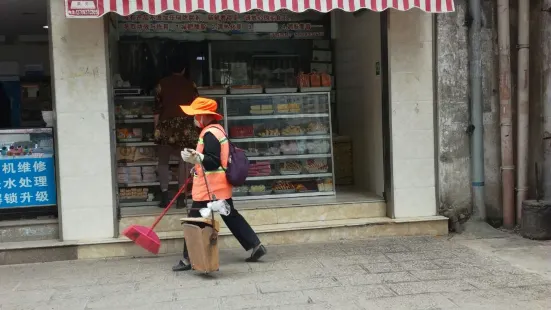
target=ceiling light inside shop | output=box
[43,26,49,29]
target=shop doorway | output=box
[109,9,387,214]
[0,0,58,236]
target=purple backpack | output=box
[211,127,250,186]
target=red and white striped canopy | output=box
[65,0,455,17]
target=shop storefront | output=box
[47,0,454,245]
[0,0,59,244]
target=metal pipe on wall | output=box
[497,0,515,228]
[468,0,485,220]
[542,1,551,201]
[516,0,530,224]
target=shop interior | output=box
[0,0,57,222]
[108,9,386,212]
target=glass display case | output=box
[0,128,57,209]
[114,94,225,208]
[224,92,334,199]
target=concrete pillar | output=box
[387,9,437,218]
[48,0,116,240]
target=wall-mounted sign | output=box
[117,11,327,40]
[0,155,57,208]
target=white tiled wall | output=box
[49,0,116,240]
[388,10,437,218]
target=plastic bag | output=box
[199,200,231,218]
[208,200,231,216]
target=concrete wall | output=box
[334,11,384,196]
[49,0,117,241]
[435,0,502,224]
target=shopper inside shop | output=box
[153,57,199,208]
[173,97,267,271]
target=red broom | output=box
[122,177,192,254]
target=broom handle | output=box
[150,177,191,231]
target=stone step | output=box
[0,219,59,243]
[0,215,448,265]
[119,201,387,233]
[83,215,447,259]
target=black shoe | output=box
[172,260,192,272]
[246,245,267,262]
[159,191,169,208]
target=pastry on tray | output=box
[273,181,295,193]
[305,159,329,173]
[257,128,280,137]
[281,125,304,136]
[307,122,328,134]
[279,160,302,175]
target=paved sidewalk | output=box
[1,230,551,309]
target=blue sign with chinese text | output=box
[0,155,57,208]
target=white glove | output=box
[181,148,204,164]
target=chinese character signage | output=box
[65,0,99,17]
[0,156,57,208]
[117,11,327,40]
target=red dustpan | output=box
[122,177,192,254]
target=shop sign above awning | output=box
[65,0,455,18]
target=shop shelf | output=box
[119,201,160,207]
[227,113,329,121]
[248,154,331,161]
[117,141,156,147]
[117,96,155,100]
[118,181,178,188]
[118,160,179,166]
[231,135,330,143]
[233,190,334,201]
[116,118,154,124]
[246,173,333,181]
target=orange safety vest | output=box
[192,124,232,201]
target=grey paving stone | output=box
[317,253,390,267]
[398,260,442,271]
[465,274,551,289]
[258,277,341,293]
[108,298,221,310]
[441,289,550,309]
[0,289,56,307]
[303,284,395,303]
[357,293,458,310]
[387,279,476,295]
[271,302,363,310]
[386,250,457,262]
[49,283,137,301]
[335,272,417,286]
[409,267,490,280]
[1,298,88,310]
[174,283,257,300]
[248,258,323,272]
[291,265,366,279]
[215,270,296,285]
[85,290,175,309]
[219,291,309,310]
[339,243,410,254]
[499,284,551,301]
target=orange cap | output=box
[180,97,223,121]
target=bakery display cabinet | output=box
[224,92,335,199]
[114,92,224,208]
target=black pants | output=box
[182,198,260,260]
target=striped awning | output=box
[65,0,455,18]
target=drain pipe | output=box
[469,0,485,220]
[516,0,530,223]
[542,1,551,201]
[497,0,515,228]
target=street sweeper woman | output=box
[172,97,267,271]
